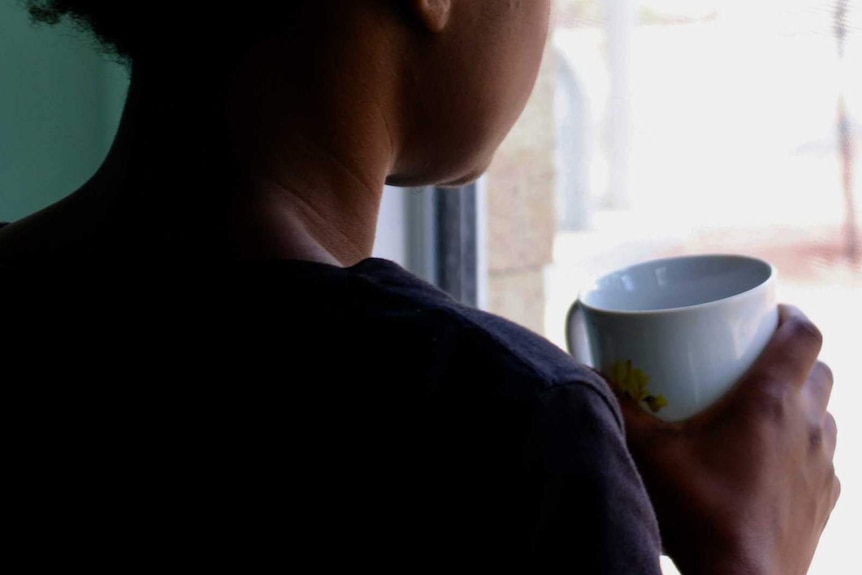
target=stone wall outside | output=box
[484,39,557,337]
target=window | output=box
[482,1,860,573]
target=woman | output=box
[2,2,839,573]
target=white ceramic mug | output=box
[566,254,778,422]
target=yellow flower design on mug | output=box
[604,360,669,414]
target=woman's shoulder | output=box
[330,258,623,419]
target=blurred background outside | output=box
[483,1,860,573]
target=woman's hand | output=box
[620,304,840,575]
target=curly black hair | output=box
[23,1,302,64]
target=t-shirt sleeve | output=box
[526,381,663,573]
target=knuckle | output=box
[750,385,791,422]
[749,399,789,430]
[809,425,825,452]
[824,412,838,438]
[814,361,834,386]
[786,316,823,348]
[810,413,838,454]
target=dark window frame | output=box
[406,185,478,307]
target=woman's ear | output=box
[409,0,452,33]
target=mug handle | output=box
[565,300,593,367]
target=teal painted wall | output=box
[0,0,128,221]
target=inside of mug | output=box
[581,255,773,312]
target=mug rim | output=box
[576,253,776,315]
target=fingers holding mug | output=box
[744,304,823,392]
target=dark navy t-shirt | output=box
[5,255,662,571]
